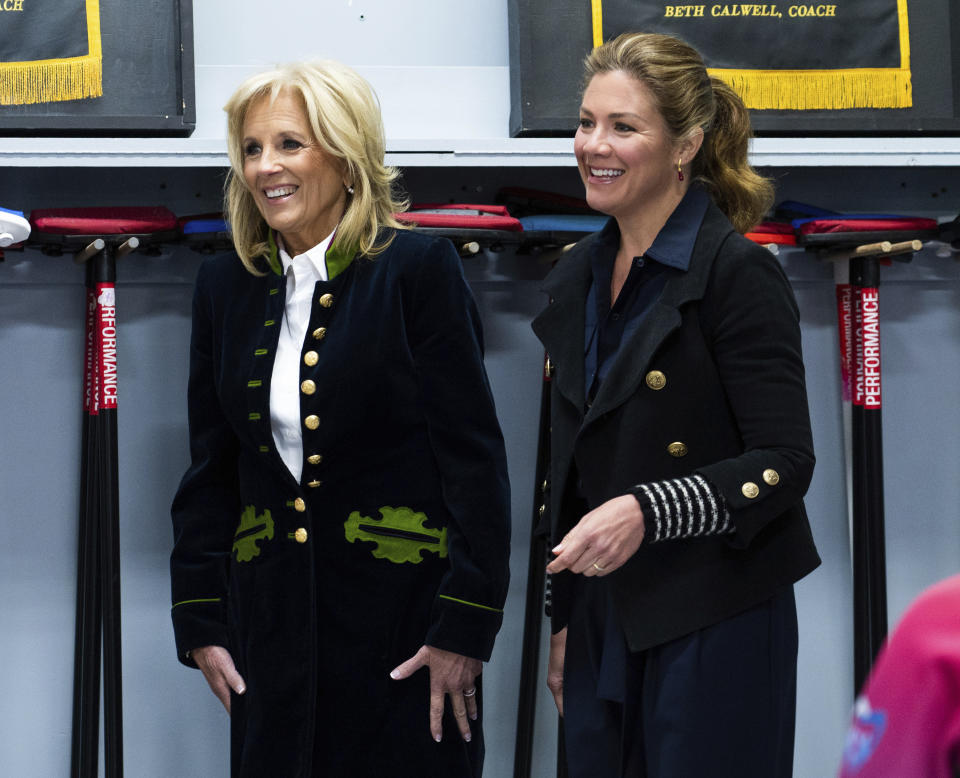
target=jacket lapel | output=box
[581,202,735,429]
[583,299,681,427]
[531,238,595,414]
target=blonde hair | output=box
[584,33,773,233]
[224,60,408,274]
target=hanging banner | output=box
[593,0,912,110]
[0,0,102,106]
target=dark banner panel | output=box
[509,0,960,135]
[0,0,194,135]
[601,0,909,110]
[0,0,101,106]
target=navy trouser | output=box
[563,579,798,778]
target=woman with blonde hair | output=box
[170,60,510,777]
[533,32,819,776]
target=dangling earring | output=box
[677,158,684,182]
[345,183,355,195]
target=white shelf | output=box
[2,136,960,167]
[749,137,960,167]
[386,138,575,167]
[0,138,229,168]
[0,137,576,168]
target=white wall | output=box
[190,0,511,141]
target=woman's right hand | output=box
[547,627,567,717]
[191,645,246,714]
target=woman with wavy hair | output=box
[170,60,510,777]
[533,32,819,777]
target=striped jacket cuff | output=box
[632,474,732,543]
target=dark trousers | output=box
[311,666,484,777]
[563,580,798,778]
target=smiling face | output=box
[241,89,348,256]
[574,70,687,221]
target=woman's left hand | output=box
[390,645,482,743]
[546,494,645,576]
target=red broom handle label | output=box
[84,287,99,415]
[835,284,852,403]
[97,283,118,409]
[861,288,881,409]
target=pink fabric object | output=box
[30,206,178,235]
[798,217,938,236]
[745,221,796,246]
[394,203,523,231]
[839,573,960,777]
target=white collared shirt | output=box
[270,232,334,482]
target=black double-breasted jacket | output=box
[532,201,820,651]
[170,229,510,776]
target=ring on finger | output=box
[592,561,606,572]
[463,687,477,697]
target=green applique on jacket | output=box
[233,505,275,562]
[344,506,448,564]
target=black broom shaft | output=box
[86,421,104,778]
[851,401,872,692]
[557,713,568,778]
[863,409,888,657]
[850,257,871,692]
[850,256,888,693]
[71,263,92,777]
[72,260,102,778]
[860,256,888,670]
[94,247,124,778]
[514,366,552,778]
[101,406,123,777]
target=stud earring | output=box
[677,158,684,182]
[345,184,355,195]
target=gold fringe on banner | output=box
[0,0,102,106]
[591,0,913,111]
[0,57,103,106]
[709,68,913,110]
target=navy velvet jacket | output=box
[170,229,510,774]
